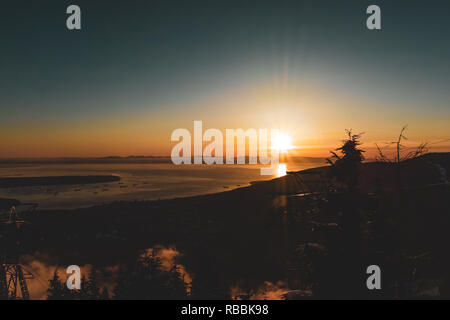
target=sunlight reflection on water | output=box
[277,164,287,177]
[0,160,323,209]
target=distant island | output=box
[0,175,120,188]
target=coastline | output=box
[2,153,450,299]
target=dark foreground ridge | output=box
[1,152,450,299]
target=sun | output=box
[272,133,293,153]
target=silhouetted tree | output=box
[317,130,368,298]
[327,130,365,191]
[47,270,70,300]
[375,125,428,164]
[113,250,188,299]
[78,275,101,300]
[375,125,429,193]
[167,264,188,299]
[47,270,108,300]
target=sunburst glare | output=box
[272,133,293,153]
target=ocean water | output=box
[0,159,325,209]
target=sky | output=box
[1,0,449,157]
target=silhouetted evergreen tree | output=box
[167,264,187,299]
[327,130,365,191]
[312,130,368,298]
[46,270,109,300]
[113,250,188,299]
[78,275,101,300]
[47,270,70,300]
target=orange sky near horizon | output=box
[2,1,450,159]
[1,80,449,158]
